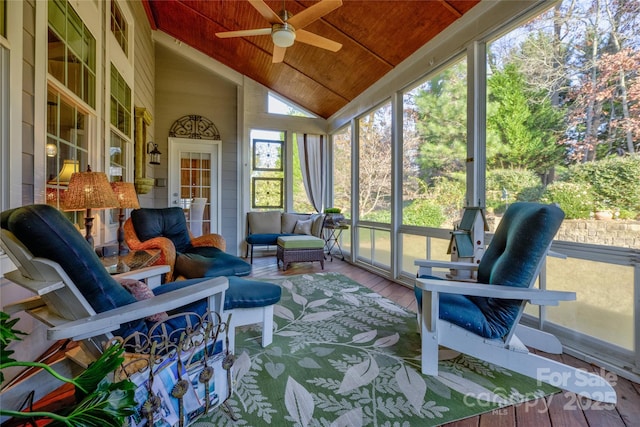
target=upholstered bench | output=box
[224,276,282,352]
[276,235,325,270]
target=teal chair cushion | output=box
[415,202,565,339]
[175,247,251,279]
[0,205,213,340]
[131,207,193,253]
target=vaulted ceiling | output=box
[142,0,481,119]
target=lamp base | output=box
[84,216,94,248]
[117,210,130,255]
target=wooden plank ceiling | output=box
[142,0,480,119]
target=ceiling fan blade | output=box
[288,0,342,29]
[296,29,342,52]
[273,45,286,63]
[249,0,284,24]
[216,28,272,39]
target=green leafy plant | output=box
[541,182,594,219]
[324,207,342,214]
[0,311,136,426]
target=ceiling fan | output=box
[215,0,343,63]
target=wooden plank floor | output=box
[248,254,640,427]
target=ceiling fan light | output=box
[272,24,295,48]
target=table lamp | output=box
[110,181,140,255]
[63,165,118,247]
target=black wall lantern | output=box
[147,142,161,165]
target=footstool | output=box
[276,235,325,270]
[224,276,282,353]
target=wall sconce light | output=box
[147,142,161,165]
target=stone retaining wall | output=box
[486,216,640,248]
[556,219,640,248]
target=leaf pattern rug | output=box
[196,272,557,426]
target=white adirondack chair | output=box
[414,203,616,404]
[0,205,230,421]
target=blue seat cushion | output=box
[414,203,565,340]
[175,247,252,278]
[224,276,282,310]
[246,233,295,246]
[414,275,511,339]
[131,207,192,253]
[0,205,223,341]
[1,205,138,315]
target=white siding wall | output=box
[154,44,241,253]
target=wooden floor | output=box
[248,254,640,427]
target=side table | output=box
[99,249,165,287]
[323,224,348,261]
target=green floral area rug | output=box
[196,272,557,426]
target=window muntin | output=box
[47,0,96,107]
[45,89,89,208]
[109,132,126,181]
[110,0,128,56]
[402,59,467,229]
[0,0,6,38]
[110,63,131,137]
[250,130,285,210]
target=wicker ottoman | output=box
[277,235,325,270]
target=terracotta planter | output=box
[594,210,613,220]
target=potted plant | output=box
[0,311,136,426]
[323,208,345,226]
[594,199,613,220]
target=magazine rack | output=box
[113,310,236,427]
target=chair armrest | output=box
[124,218,177,281]
[415,259,478,271]
[2,295,46,315]
[415,277,576,306]
[47,276,229,341]
[414,259,478,278]
[191,233,226,251]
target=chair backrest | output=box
[477,202,564,287]
[130,207,192,252]
[471,202,564,339]
[1,205,139,317]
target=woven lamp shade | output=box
[63,168,118,212]
[110,182,140,209]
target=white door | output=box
[168,138,221,236]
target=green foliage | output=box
[0,311,26,383]
[361,209,390,223]
[324,207,342,214]
[429,175,466,223]
[49,379,136,427]
[402,199,446,227]
[541,182,594,219]
[413,62,468,184]
[0,312,136,426]
[566,156,640,212]
[486,63,565,175]
[486,169,544,211]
